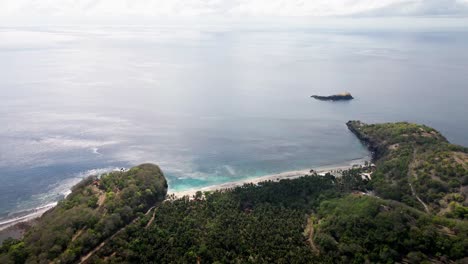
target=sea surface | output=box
[1,20,468,225]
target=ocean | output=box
[1,20,468,226]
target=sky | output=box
[1,0,468,24]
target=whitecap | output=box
[91,147,102,155]
[223,165,236,176]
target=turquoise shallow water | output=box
[0,23,467,224]
[168,156,371,193]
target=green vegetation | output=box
[1,122,467,263]
[315,196,467,263]
[347,121,468,218]
[0,164,167,264]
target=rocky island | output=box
[311,92,353,101]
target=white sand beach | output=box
[170,158,369,198]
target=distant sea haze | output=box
[0,22,467,226]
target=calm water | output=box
[1,23,468,222]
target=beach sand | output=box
[0,220,38,244]
[170,159,368,198]
[0,203,56,232]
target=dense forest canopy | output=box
[1,122,467,263]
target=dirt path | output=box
[407,149,430,214]
[146,206,158,229]
[305,217,319,254]
[79,206,157,264]
[409,183,430,214]
[71,229,84,242]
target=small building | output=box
[360,173,372,180]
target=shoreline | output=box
[0,167,122,233]
[169,158,369,198]
[0,203,56,232]
[0,157,369,234]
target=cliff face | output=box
[346,121,384,161]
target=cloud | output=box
[1,0,468,22]
[357,0,468,16]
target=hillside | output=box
[0,164,167,264]
[1,122,467,263]
[347,121,468,218]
